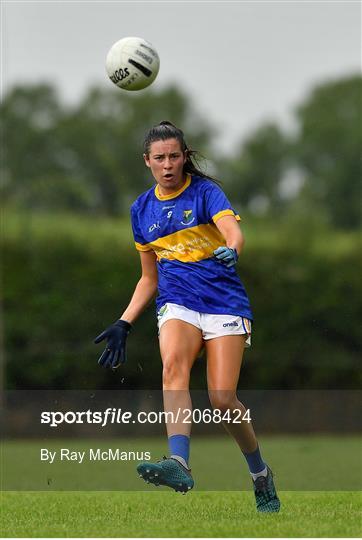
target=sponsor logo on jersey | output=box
[148,222,160,233]
[181,210,195,226]
[223,321,239,327]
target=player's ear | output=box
[143,153,151,168]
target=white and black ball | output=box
[106,36,160,91]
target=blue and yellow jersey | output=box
[130,174,253,319]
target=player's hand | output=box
[213,246,239,268]
[94,320,132,368]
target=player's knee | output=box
[208,390,238,413]
[162,354,189,388]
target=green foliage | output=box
[2,74,361,228]
[295,75,362,229]
[218,74,362,231]
[1,84,213,215]
[3,210,361,390]
[221,122,291,214]
[1,85,64,204]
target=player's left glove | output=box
[213,246,239,268]
[94,319,132,368]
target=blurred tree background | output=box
[2,74,361,390]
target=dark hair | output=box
[143,120,221,184]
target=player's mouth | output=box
[163,173,174,180]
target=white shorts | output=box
[157,303,252,346]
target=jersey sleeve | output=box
[130,202,152,252]
[205,183,241,223]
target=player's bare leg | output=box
[137,319,202,493]
[205,335,257,452]
[206,335,280,511]
[159,319,203,437]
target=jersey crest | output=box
[181,209,195,226]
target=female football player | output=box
[95,121,280,512]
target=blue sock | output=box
[168,434,190,465]
[242,445,266,474]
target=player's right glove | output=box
[94,319,132,368]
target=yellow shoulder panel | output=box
[135,241,152,252]
[212,209,241,223]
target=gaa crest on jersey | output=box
[181,210,195,226]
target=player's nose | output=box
[163,157,172,168]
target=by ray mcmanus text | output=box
[40,448,151,464]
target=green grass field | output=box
[1,436,361,537]
[1,491,361,537]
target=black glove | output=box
[94,320,132,368]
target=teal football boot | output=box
[137,456,194,494]
[253,465,281,512]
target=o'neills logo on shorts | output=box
[223,321,239,327]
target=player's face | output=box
[144,138,186,194]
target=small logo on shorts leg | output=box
[158,305,168,318]
[223,321,239,327]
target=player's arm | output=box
[213,215,244,267]
[120,250,158,323]
[94,250,158,368]
[215,215,244,255]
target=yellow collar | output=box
[154,174,191,201]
